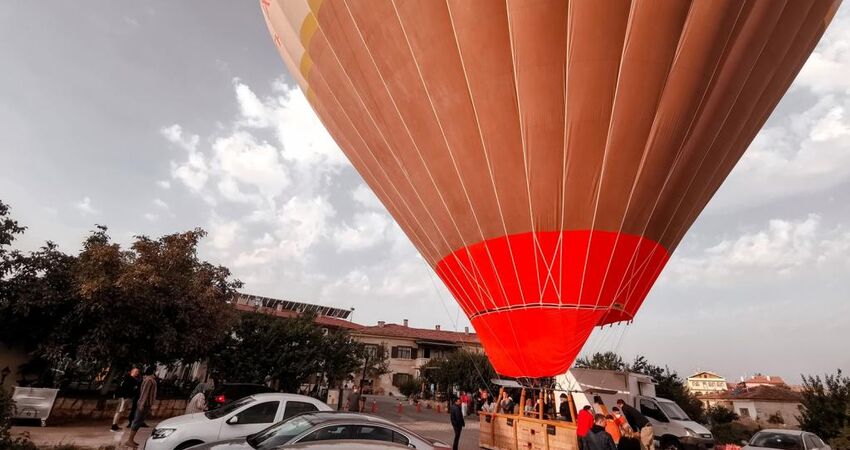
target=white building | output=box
[687,371,728,396]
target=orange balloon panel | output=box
[260,0,839,378]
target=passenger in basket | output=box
[582,414,618,450]
[559,393,573,421]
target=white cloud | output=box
[156,180,171,189]
[209,218,240,252]
[795,11,850,95]
[333,212,390,251]
[74,196,100,215]
[153,198,168,209]
[664,214,850,284]
[164,124,209,192]
[352,184,384,210]
[210,131,290,206]
[709,95,850,212]
[143,212,159,221]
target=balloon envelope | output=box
[261,0,839,377]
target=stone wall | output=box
[48,397,188,422]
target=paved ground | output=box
[11,395,480,449]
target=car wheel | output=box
[175,440,204,450]
[661,439,681,450]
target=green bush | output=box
[711,421,761,445]
[398,378,421,398]
[707,405,739,425]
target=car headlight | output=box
[701,433,713,439]
[151,428,176,439]
[684,428,697,437]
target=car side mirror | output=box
[740,440,749,446]
[226,415,239,425]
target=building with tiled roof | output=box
[687,371,728,396]
[741,374,788,389]
[700,385,802,427]
[352,320,482,396]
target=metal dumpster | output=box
[12,386,59,426]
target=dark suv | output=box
[206,383,275,409]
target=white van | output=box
[555,368,714,450]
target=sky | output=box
[1,2,849,384]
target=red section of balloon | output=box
[435,231,669,377]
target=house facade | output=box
[351,320,482,396]
[740,374,787,389]
[687,371,728,396]
[700,385,803,428]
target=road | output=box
[12,395,481,449]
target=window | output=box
[640,399,667,422]
[423,348,431,358]
[247,415,316,448]
[398,346,412,359]
[749,432,803,450]
[804,434,819,450]
[393,373,413,387]
[298,425,357,442]
[233,401,279,424]
[355,425,394,442]
[364,344,378,358]
[283,401,319,420]
[739,408,750,418]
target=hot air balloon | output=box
[259,0,839,379]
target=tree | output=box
[574,352,628,371]
[1,210,241,378]
[797,370,850,441]
[420,349,497,396]
[320,330,366,389]
[707,405,739,425]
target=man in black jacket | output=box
[450,396,465,450]
[110,367,140,431]
[616,399,653,450]
[583,414,618,450]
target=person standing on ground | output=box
[347,386,361,412]
[459,390,469,417]
[582,414,618,450]
[616,399,653,450]
[450,396,465,450]
[577,405,595,450]
[123,366,157,448]
[110,367,139,432]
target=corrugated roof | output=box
[234,303,365,330]
[701,385,801,402]
[743,375,787,385]
[353,323,480,345]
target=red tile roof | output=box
[743,375,787,386]
[234,303,365,330]
[353,323,480,345]
[701,385,801,402]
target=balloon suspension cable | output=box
[422,259,499,397]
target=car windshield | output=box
[657,401,690,421]
[205,396,255,420]
[750,432,804,450]
[247,415,316,449]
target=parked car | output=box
[190,411,451,450]
[145,393,332,450]
[743,429,831,450]
[283,440,413,450]
[207,383,276,410]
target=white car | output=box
[145,393,332,450]
[743,429,832,450]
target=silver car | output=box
[743,429,831,450]
[191,411,450,450]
